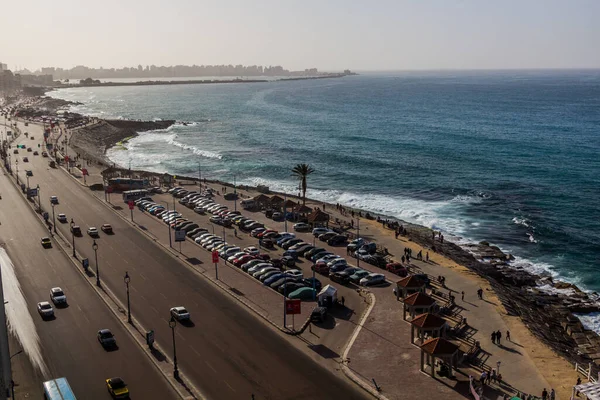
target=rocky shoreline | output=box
[22,95,600,376]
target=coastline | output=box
[14,93,600,394]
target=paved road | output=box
[0,162,177,398]
[13,123,369,399]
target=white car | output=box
[285,269,304,278]
[221,247,241,258]
[87,227,99,237]
[359,273,386,286]
[278,232,295,240]
[50,287,67,305]
[37,301,54,318]
[244,246,260,256]
[253,266,278,278]
[170,306,190,321]
[57,213,67,223]
[227,252,247,262]
[317,254,342,264]
[248,263,272,275]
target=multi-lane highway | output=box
[11,121,368,399]
[0,152,177,398]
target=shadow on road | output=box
[179,319,195,328]
[308,344,340,359]
[150,347,167,362]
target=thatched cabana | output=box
[307,209,330,227]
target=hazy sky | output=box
[1,0,598,71]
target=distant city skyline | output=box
[1,0,599,71]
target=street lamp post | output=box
[160,201,172,248]
[169,316,180,379]
[93,240,100,287]
[233,174,237,212]
[496,360,501,375]
[15,159,18,184]
[124,272,131,323]
[51,203,56,233]
[70,218,76,257]
[26,174,30,194]
[37,184,41,212]
[210,223,215,235]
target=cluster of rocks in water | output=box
[406,222,600,373]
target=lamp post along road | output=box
[169,316,180,379]
[93,240,100,287]
[124,272,131,323]
[37,184,41,212]
[51,203,56,233]
[160,201,172,248]
[70,218,76,257]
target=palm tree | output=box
[291,163,315,206]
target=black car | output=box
[305,247,325,259]
[303,277,322,291]
[282,238,303,250]
[327,235,348,246]
[310,307,328,322]
[318,232,337,242]
[330,267,359,284]
[278,282,306,296]
[296,245,315,256]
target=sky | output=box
[1,0,599,72]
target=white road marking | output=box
[205,360,217,373]
[140,273,148,281]
[225,381,236,392]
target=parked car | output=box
[281,256,296,267]
[327,235,348,246]
[347,238,366,252]
[311,262,330,275]
[305,247,325,259]
[386,262,408,277]
[293,223,311,232]
[278,282,306,296]
[349,270,370,284]
[312,227,330,237]
[303,277,322,291]
[330,267,358,284]
[244,246,260,256]
[319,232,337,242]
[359,273,386,286]
[288,287,316,300]
[282,238,303,250]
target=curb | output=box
[340,291,390,400]
[60,166,313,336]
[2,142,201,400]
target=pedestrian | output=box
[576,376,582,395]
[480,370,487,384]
[234,228,237,237]
[341,296,345,306]
[461,291,465,301]
[496,330,502,345]
[401,255,405,264]
[491,368,497,383]
[506,330,511,342]
[550,388,555,400]
[541,388,548,400]
[491,331,496,344]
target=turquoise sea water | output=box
[50,71,600,293]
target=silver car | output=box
[50,287,67,305]
[170,306,190,321]
[37,301,54,318]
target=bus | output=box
[107,177,148,192]
[43,377,77,400]
[123,189,149,203]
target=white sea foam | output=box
[0,249,49,377]
[512,217,530,228]
[574,313,600,335]
[165,137,222,159]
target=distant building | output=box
[0,63,7,71]
[0,70,22,94]
[20,74,55,86]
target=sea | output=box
[49,70,600,319]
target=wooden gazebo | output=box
[307,209,330,228]
[396,275,428,299]
[253,194,271,209]
[419,337,459,378]
[410,313,447,344]
[403,292,437,320]
[269,195,284,208]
